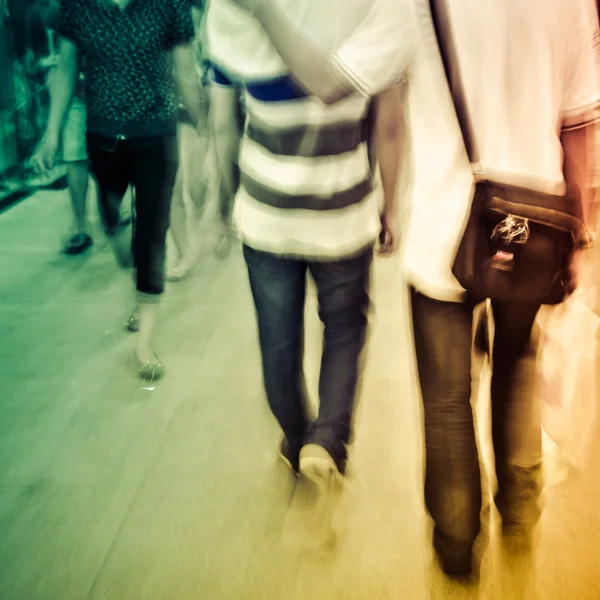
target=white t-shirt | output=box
[205,0,286,81]
[402,0,600,302]
[205,0,373,82]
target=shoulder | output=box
[332,0,418,97]
[54,0,87,18]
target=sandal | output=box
[63,233,93,255]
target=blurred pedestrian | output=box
[35,0,203,381]
[402,0,600,578]
[226,0,412,536]
[167,0,212,281]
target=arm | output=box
[374,85,406,217]
[45,36,78,141]
[562,125,596,226]
[373,84,407,254]
[172,42,203,127]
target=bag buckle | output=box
[491,215,530,245]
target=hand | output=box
[377,208,400,256]
[39,54,60,69]
[33,130,60,174]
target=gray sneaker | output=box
[299,444,344,548]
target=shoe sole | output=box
[299,445,343,546]
[299,444,342,478]
[166,272,187,283]
[433,541,473,578]
[167,263,194,282]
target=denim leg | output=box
[490,301,542,524]
[243,245,310,451]
[410,289,481,549]
[307,249,373,471]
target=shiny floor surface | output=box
[1,186,599,600]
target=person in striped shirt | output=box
[215,0,414,532]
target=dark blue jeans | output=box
[410,288,542,554]
[243,245,373,472]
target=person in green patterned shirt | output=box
[35,0,204,382]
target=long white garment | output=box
[401,0,600,302]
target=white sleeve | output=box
[331,0,415,97]
[561,0,600,131]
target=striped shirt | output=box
[206,0,413,259]
[235,79,380,259]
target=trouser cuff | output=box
[136,291,162,304]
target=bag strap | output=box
[429,0,482,168]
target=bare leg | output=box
[167,124,210,280]
[61,96,92,254]
[62,160,93,254]
[168,167,187,265]
[66,160,90,234]
[136,300,160,367]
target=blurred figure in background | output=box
[5,0,54,177]
[402,0,600,578]
[57,73,91,255]
[167,0,212,281]
[226,0,412,536]
[35,0,203,381]
[204,0,249,258]
[167,103,211,281]
[43,32,92,255]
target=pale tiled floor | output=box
[1,186,600,600]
